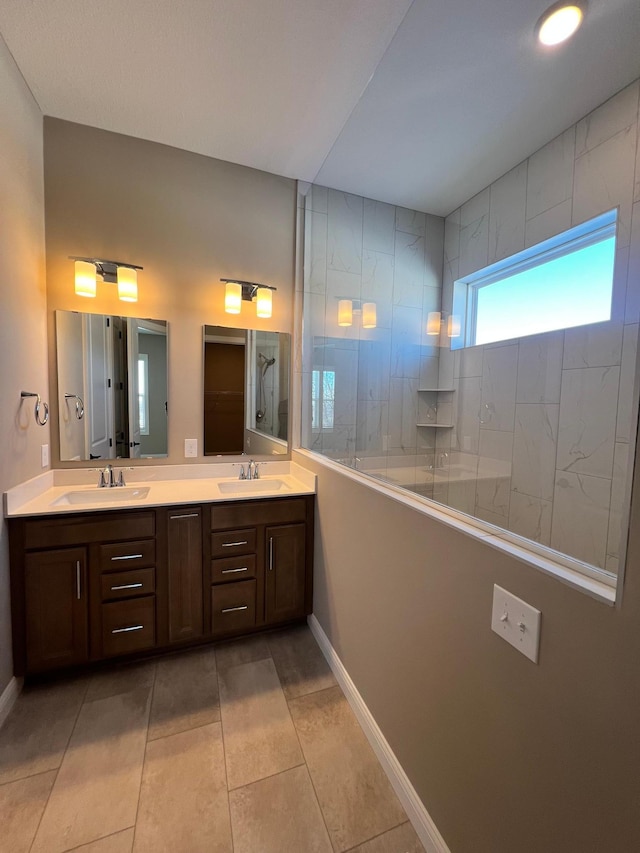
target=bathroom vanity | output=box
[6,469,315,677]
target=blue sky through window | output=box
[474,236,616,346]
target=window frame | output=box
[452,208,618,350]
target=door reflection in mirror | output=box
[56,310,168,461]
[203,326,290,456]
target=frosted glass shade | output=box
[74,260,97,298]
[427,311,441,335]
[447,314,461,338]
[338,299,353,327]
[117,266,138,302]
[362,302,377,329]
[256,287,273,319]
[225,281,242,314]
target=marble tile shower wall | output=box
[437,79,640,572]
[302,185,444,485]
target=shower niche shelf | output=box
[416,423,454,428]
[417,388,455,428]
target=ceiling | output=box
[1,0,639,216]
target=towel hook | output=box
[21,391,49,426]
[64,393,85,420]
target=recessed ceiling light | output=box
[536,3,585,46]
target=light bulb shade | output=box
[338,299,353,327]
[362,302,377,329]
[256,287,273,319]
[225,281,242,314]
[75,260,97,298]
[427,311,441,335]
[447,314,461,338]
[537,4,583,46]
[117,266,138,302]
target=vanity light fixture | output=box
[70,257,142,303]
[337,298,377,329]
[447,314,461,338]
[536,2,585,46]
[221,279,277,319]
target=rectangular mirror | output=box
[56,310,168,461]
[203,326,290,456]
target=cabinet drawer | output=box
[211,554,256,584]
[24,511,155,550]
[101,596,155,657]
[100,568,155,601]
[211,580,256,634]
[98,539,155,572]
[211,498,308,530]
[211,528,256,558]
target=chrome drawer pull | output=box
[76,560,81,600]
[221,567,248,574]
[221,605,248,614]
[221,540,248,548]
[111,554,143,561]
[170,513,199,519]
[268,537,274,572]
[111,582,144,591]
[111,624,144,634]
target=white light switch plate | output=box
[491,584,541,663]
[41,444,49,467]
[184,438,198,458]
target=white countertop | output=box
[3,461,316,518]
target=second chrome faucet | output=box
[236,459,260,480]
[98,464,126,488]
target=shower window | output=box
[312,369,335,430]
[453,210,617,349]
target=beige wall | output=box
[44,119,297,465]
[0,38,47,693]
[298,449,640,852]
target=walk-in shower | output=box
[256,352,276,424]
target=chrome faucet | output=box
[98,464,125,487]
[247,459,260,480]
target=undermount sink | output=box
[218,478,287,494]
[51,486,151,506]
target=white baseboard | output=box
[308,614,450,853]
[0,676,22,730]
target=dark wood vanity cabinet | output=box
[9,494,314,677]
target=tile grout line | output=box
[227,760,307,794]
[214,656,235,853]
[130,664,158,852]
[341,819,413,853]
[28,678,91,853]
[280,673,336,851]
[60,825,135,853]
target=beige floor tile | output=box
[215,633,271,671]
[148,646,219,741]
[219,657,303,790]
[70,828,135,852]
[0,769,56,853]
[31,687,151,853]
[348,821,425,853]
[267,624,337,699]
[0,678,87,785]
[229,765,332,853]
[85,661,156,703]
[133,723,231,853]
[289,686,407,852]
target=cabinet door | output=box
[265,523,306,624]
[167,508,203,643]
[25,547,88,672]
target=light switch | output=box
[184,438,198,458]
[41,444,49,468]
[491,584,541,663]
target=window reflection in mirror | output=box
[203,326,290,456]
[56,310,168,461]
